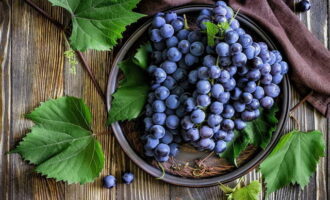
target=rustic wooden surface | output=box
[0,0,329,199]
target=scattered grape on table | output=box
[142,1,288,162]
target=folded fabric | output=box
[137,0,330,117]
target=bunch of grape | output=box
[142,1,288,162]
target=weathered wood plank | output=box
[8,0,65,199]
[0,0,11,199]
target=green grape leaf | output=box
[10,96,104,184]
[260,130,325,195]
[221,130,250,166]
[244,106,279,149]
[218,21,230,31]
[133,43,152,69]
[232,181,261,200]
[204,21,219,46]
[107,45,150,124]
[220,106,278,166]
[48,0,145,51]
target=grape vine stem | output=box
[22,0,106,103]
[289,90,313,113]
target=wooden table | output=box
[0,0,328,199]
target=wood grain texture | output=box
[0,0,329,199]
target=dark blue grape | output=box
[196,80,211,94]
[165,94,180,109]
[247,99,260,110]
[244,81,257,93]
[233,101,246,112]
[231,87,242,100]
[221,119,235,131]
[166,36,178,48]
[210,101,224,114]
[223,78,236,91]
[173,68,187,81]
[241,110,256,121]
[184,53,199,66]
[203,55,216,67]
[260,63,271,75]
[230,43,242,55]
[222,104,235,118]
[244,45,256,59]
[169,143,179,156]
[190,41,204,56]
[161,131,173,144]
[165,115,179,129]
[160,24,174,38]
[254,86,265,99]
[260,96,274,109]
[211,83,225,99]
[181,116,194,130]
[145,136,159,150]
[167,47,182,62]
[103,175,116,188]
[207,114,223,127]
[176,29,190,40]
[122,172,134,184]
[217,91,230,103]
[272,74,283,84]
[152,16,166,28]
[280,61,289,74]
[190,109,206,124]
[239,34,253,48]
[260,73,272,85]
[225,30,239,44]
[224,131,234,142]
[188,70,198,84]
[155,86,170,100]
[232,52,247,66]
[150,29,162,42]
[264,83,280,98]
[171,19,184,32]
[216,42,230,56]
[152,100,166,112]
[241,92,253,104]
[154,143,170,157]
[163,76,177,90]
[235,119,246,130]
[188,31,202,43]
[165,12,177,23]
[186,128,200,141]
[150,125,166,139]
[218,70,230,83]
[197,94,211,107]
[214,140,227,153]
[214,130,227,140]
[296,0,311,12]
[178,40,190,54]
[247,69,261,81]
[160,61,177,74]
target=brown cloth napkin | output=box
[137,0,330,117]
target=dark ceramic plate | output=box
[106,5,290,187]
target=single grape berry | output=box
[296,0,311,12]
[122,172,134,184]
[103,175,116,188]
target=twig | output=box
[22,0,106,103]
[76,51,106,102]
[289,113,301,131]
[23,0,63,29]
[290,90,313,113]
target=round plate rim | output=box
[106,5,291,187]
